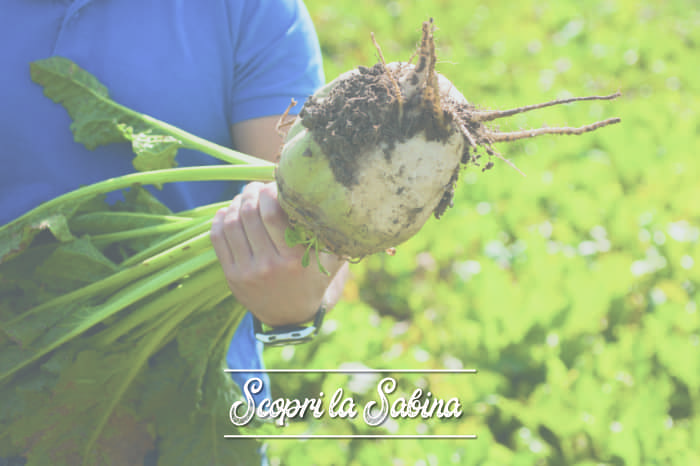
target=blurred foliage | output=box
[261,0,700,464]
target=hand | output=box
[210,181,346,327]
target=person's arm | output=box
[210,115,349,327]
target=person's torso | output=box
[0,0,321,223]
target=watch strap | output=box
[254,304,326,346]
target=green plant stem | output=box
[83,263,237,462]
[96,262,228,347]
[138,113,276,167]
[1,248,220,383]
[2,164,275,234]
[3,230,214,331]
[70,211,193,235]
[89,217,202,245]
[120,217,213,267]
[175,200,229,219]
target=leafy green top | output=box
[0,58,274,465]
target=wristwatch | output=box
[254,304,326,346]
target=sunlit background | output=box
[261,0,699,464]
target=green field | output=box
[262,1,700,464]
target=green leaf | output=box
[1,259,253,464]
[115,185,173,215]
[118,124,181,176]
[8,349,155,466]
[139,300,260,466]
[314,242,330,276]
[30,56,268,167]
[284,225,306,247]
[0,186,112,266]
[30,57,146,149]
[34,236,118,290]
[0,203,80,264]
[30,58,183,173]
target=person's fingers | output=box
[258,183,301,255]
[238,182,279,256]
[210,207,236,276]
[222,194,253,265]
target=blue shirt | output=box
[0,0,324,400]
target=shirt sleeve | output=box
[228,0,325,124]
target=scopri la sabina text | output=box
[229,376,463,427]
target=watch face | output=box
[255,325,317,346]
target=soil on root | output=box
[299,63,461,189]
[296,18,621,226]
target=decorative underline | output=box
[224,434,477,439]
[224,369,477,373]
